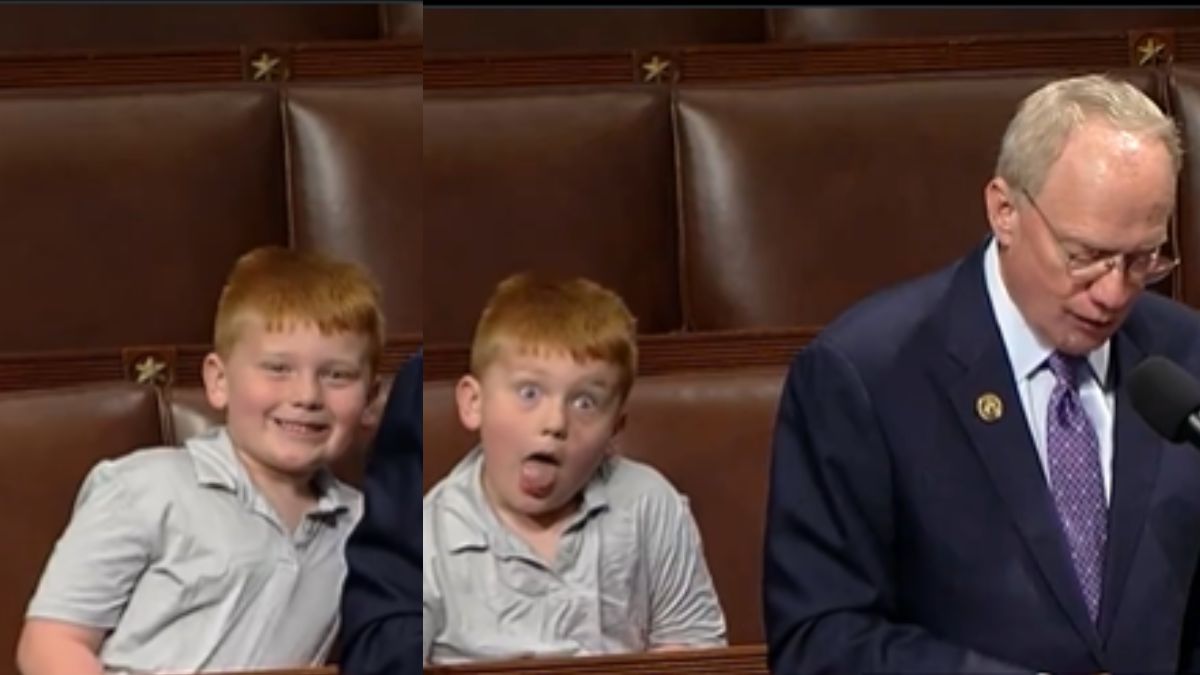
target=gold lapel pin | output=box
[976,392,1003,423]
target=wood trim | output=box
[425,644,768,674]
[0,335,422,392]
[424,52,632,89]
[8,26,1200,92]
[0,41,419,90]
[0,27,1196,92]
[291,40,421,79]
[425,328,819,382]
[677,34,1131,82]
[0,48,243,88]
[423,30,1150,89]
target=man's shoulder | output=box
[1130,291,1200,343]
[805,254,964,371]
[1125,291,1200,367]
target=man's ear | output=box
[202,352,229,411]
[985,177,1021,248]
[456,374,484,432]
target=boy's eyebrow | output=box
[576,377,617,390]
[505,366,616,390]
[255,351,363,367]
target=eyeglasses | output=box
[1019,187,1178,286]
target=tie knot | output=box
[1047,351,1086,389]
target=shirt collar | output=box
[440,446,610,555]
[186,426,352,517]
[983,238,1110,387]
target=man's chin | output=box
[1060,316,1121,352]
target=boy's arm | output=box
[19,460,155,675]
[644,489,728,650]
[339,353,423,675]
[16,620,105,675]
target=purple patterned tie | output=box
[1045,351,1107,623]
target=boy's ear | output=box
[456,374,484,432]
[360,374,385,427]
[606,411,628,457]
[613,411,627,437]
[202,352,229,411]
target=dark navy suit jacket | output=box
[339,351,423,675]
[764,241,1200,673]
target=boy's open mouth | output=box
[519,451,561,498]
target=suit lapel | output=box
[933,243,1104,658]
[1098,324,1162,644]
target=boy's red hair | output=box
[470,273,638,400]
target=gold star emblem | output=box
[1136,37,1166,66]
[641,55,672,83]
[250,52,282,81]
[134,356,166,385]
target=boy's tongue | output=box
[519,458,558,498]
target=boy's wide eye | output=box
[517,384,540,401]
[573,394,597,411]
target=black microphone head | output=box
[1127,355,1200,443]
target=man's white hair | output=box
[996,73,1183,195]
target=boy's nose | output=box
[290,373,324,408]
[540,402,567,439]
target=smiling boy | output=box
[18,246,383,675]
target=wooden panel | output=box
[0,49,243,88]
[425,52,632,88]
[0,42,419,90]
[0,4,383,52]
[423,30,1156,89]
[425,328,817,382]
[423,8,764,54]
[290,40,421,78]
[0,335,421,392]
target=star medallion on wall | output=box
[134,356,167,385]
[1136,37,1166,66]
[641,55,673,84]
[250,52,282,81]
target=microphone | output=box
[1127,355,1200,448]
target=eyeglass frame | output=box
[1018,186,1178,286]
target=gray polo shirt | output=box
[26,426,362,674]
[423,447,728,665]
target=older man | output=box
[765,74,1200,673]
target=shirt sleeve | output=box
[643,488,729,648]
[422,506,445,664]
[26,459,155,629]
